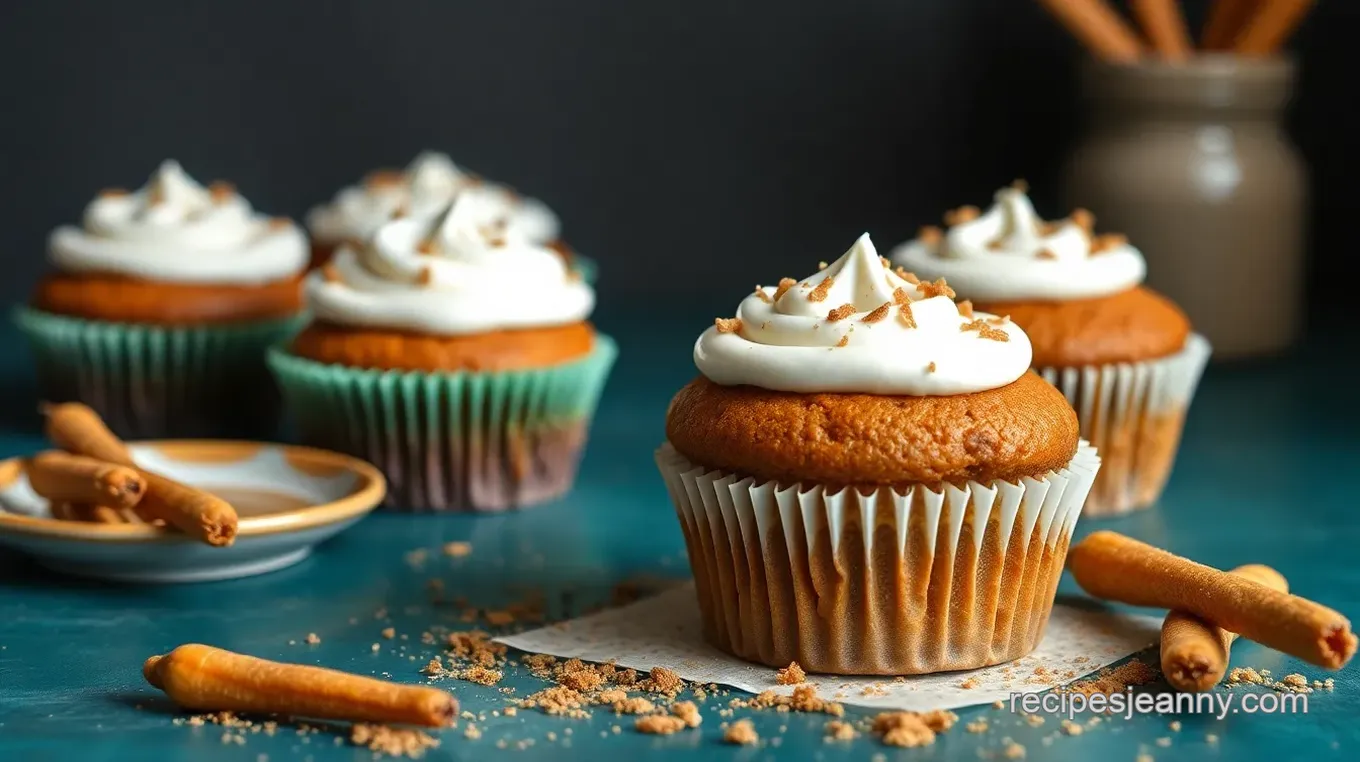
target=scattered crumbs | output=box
[776,662,807,685]
[463,665,503,686]
[463,724,481,741]
[959,678,979,690]
[1091,233,1128,254]
[723,719,759,746]
[965,719,989,734]
[730,685,844,717]
[1137,755,1155,762]
[897,302,916,328]
[612,697,656,715]
[808,276,834,303]
[714,317,742,334]
[635,715,687,735]
[1004,740,1026,758]
[872,710,956,748]
[835,335,850,348]
[1065,660,1158,696]
[916,277,956,300]
[944,205,980,227]
[1037,249,1058,260]
[1206,734,1219,744]
[370,643,380,652]
[1060,720,1083,736]
[1024,714,1044,727]
[861,302,891,324]
[826,303,856,322]
[753,286,773,303]
[895,267,921,284]
[957,300,974,318]
[1156,737,1172,747]
[992,700,1005,709]
[918,225,943,245]
[817,261,829,270]
[442,542,472,558]
[824,721,858,741]
[1071,208,1095,232]
[350,724,439,759]
[671,702,703,728]
[304,633,320,645]
[1169,720,1182,732]
[774,278,797,301]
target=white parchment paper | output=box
[497,583,1162,712]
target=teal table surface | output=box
[1,316,1358,762]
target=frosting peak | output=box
[305,192,593,335]
[890,185,1147,302]
[693,234,1032,395]
[48,160,306,285]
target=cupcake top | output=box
[47,161,307,285]
[694,234,1031,396]
[305,151,560,246]
[305,190,593,335]
[890,183,1146,303]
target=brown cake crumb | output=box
[898,302,917,328]
[754,287,773,303]
[832,335,849,348]
[381,627,396,639]
[639,667,684,697]
[442,542,472,558]
[1037,249,1058,260]
[321,264,342,283]
[446,631,505,665]
[960,677,980,689]
[926,362,937,373]
[99,187,128,198]
[714,317,742,334]
[817,260,829,270]
[350,724,439,758]
[987,315,1010,325]
[861,303,891,324]
[957,300,974,318]
[1066,660,1158,696]
[613,697,655,715]
[724,719,759,745]
[521,686,589,718]
[1060,720,1084,736]
[1011,178,1029,192]
[873,713,935,748]
[895,267,921,284]
[775,662,806,685]
[1070,208,1095,232]
[965,719,989,733]
[208,181,236,203]
[773,277,797,301]
[826,304,856,322]
[416,266,434,285]
[559,668,605,692]
[1004,740,1027,758]
[918,225,943,245]
[464,666,503,686]
[635,715,687,735]
[916,278,956,299]
[671,701,702,728]
[824,720,857,740]
[879,256,893,268]
[944,205,980,227]
[304,633,320,645]
[807,277,834,303]
[463,724,481,740]
[891,287,910,305]
[1091,233,1128,254]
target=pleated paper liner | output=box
[267,335,617,513]
[14,306,306,440]
[656,441,1101,676]
[1038,333,1209,517]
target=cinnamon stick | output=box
[1036,0,1144,62]
[1161,564,1288,692]
[145,644,458,727]
[1068,531,1356,669]
[1130,0,1192,61]
[25,451,146,511]
[40,402,238,546]
[1234,0,1315,56]
[1201,0,1261,50]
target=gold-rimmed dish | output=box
[0,441,386,583]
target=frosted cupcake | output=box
[657,234,1100,675]
[271,190,616,512]
[892,183,1210,516]
[17,161,309,438]
[304,152,589,279]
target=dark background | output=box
[1,1,1353,329]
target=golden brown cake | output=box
[290,320,596,373]
[892,183,1210,516]
[33,272,304,325]
[656,234,1101,675]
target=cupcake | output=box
[270,190,616,513]
[17,160,309,439]
[304,152,590,280]
[891,183,1210,516]
[656,234,1100,675]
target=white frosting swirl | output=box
[305,151,560,245]
[48,160,307,285]
[305,191,593,335]
[694,234,1031,395]
[891,186,1146,302]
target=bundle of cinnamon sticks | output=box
[1068,531,1356,692]
[25,403,239,546]
[1037,0,1315,62]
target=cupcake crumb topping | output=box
[1011,178,1029,193]
[773,278,797,301]
[917,226,943,246]
[927,361,937,372]
[1070,208,1095,233]
[835,335,850,347]
[208,181,236,204]
[807,277,834,303]
[321,264,342,283]
[1091,233,1128,254]
[916,278,956,300]
[715,317,743,334]
[775,662,806,685]
[826,304,855,322]
[957,300,974,318]
[98,188,128,199]
[861,303,891,323]
[363,170,406,190]
[753,287,773,304]
[895,267,921,285]
[817,260,829,270]
[944,205,980,226]
[416,266,434,286]
[1037,249,1058,260]
[268,217,293,230]
[961,318,1011,342]
[897,302,917,328]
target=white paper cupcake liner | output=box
[655,441,1101,676]
[1037,333,1209,517]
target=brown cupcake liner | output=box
[655,441,1100,675]
[1038,333,1210,517]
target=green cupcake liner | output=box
[572,254,599,285]
[266,334,617,513]
[14,307,307,440]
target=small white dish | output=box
[0,441,386,583]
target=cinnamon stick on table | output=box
[145,644,458,727]
[1036,0,1144,62]
[1161,564,1288,692]
[1201,0,1261,50]
[25,451,146,511]
[1130,0,1193,61]
[1234,0,1316,57]
[40,402,239,546]
[1068,531,1356,669]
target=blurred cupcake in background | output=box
[17,160,309,439]
[304,152,592,281]
[892,182,1210,516]
[270,190,616,513]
